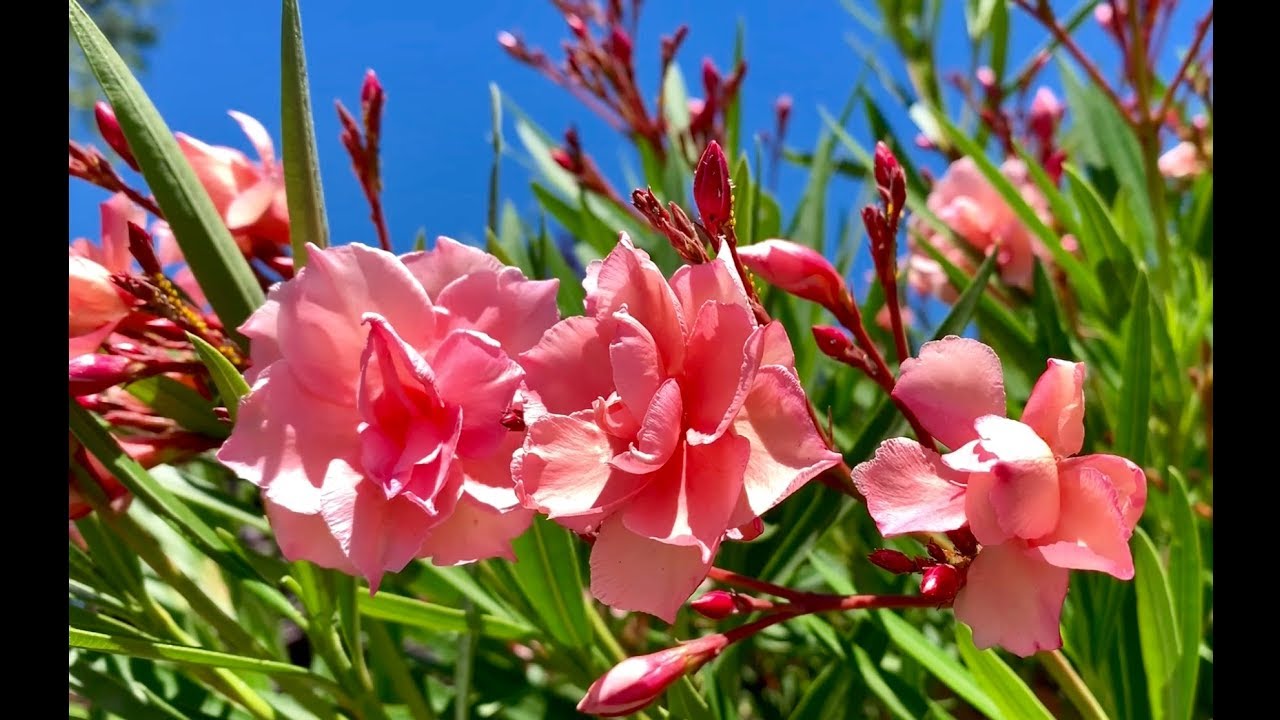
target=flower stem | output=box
[1040,650,1110,720]
[1152,8,1214,127]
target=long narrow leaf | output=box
[1133,527,1180,720]
[357,592,535,641]
[509,516,593,648]
[280,0,330,263]
[956,624,1054,720]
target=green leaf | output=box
[509,515,592,648]
[732,154,754,249]
[852,645,917,720]
[668,676,717,720]
[357,592,535,641]
[1114,276,1151,465]
[786,662,850,720]
[964,0,1001,42]
[69,659,194,720]
[760,485,853,584]
[1133,527,1180,720]
[187,333,251,423]
[280,0,329,265]
[1062,164,1137,296]
[1167,469,1203,720]
[487,82,504,243]
[877,611,1000,720]
[1031,260,1072,361]
[532,217,587,317]
[69,0,265,338]
[933,250,998,340]
[124,375,228,439]
[956,624,1054,720]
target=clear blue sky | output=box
[69,1,1206,257]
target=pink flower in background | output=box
[852,336,1146,656]
[513,235,840,621]
[218,239,559,589]
[907,158,1055,301]
[1158,141,1206,179]
[176,111,290,252]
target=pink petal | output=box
[225,177,277,230]
[973,416,1060,540]
[432,329,524,458]
[519,316,615,415]
[609,379,683,474]
[727,366,843,526]
[515,412,647,520]
[992,224,1036,290]
[458,432,525,511]
[276,243,435,402]
[151,221,185,268]
[320,477,441,591]
[1021,359,1086,457]
[893,336,1006,450]
[953,542,1068,657]
[622,433,749,558]
[171,266,208,310]
[175,132,252,211]
[263,501,357,575]
[228,110,277,169]
[608,309,665,419]
[668,248,751,330]
[1059,454,1147,531]
[420,494,533,566]
[757,321,797,369]
[68,322,118,359]
[1035,462,1134,579]
[239,279,292,384]
[217,364,362,514]
[433,268,560,355]
[964,471,1009,546]
[851,438,968,536]
[589,516,714,623]
[99,193,143,273]
[682,301,759,446]
[401,236,505,298]
[586,235,685,373]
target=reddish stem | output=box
[1152,8,1213,128]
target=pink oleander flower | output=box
[907,157,1055,301]
[176,111,290,252]
[1158,141,1206,179]
[578,634,727,717]
[852,336,1146,656]
[218,239,560,589]
[513,235,841,621]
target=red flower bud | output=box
[920,564,961,602]
[578,636,727,717]
[693,141,732,233]
[690,591,737,620]
[738,239,848,311]
[868,549,918,575]
[94,101,139,172]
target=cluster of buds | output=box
[948,69,1067,182]
[868,527,980,604]
[498,1,744,162]
[551,126,633,212]
[336,70,392,252]
[631,187,709,264]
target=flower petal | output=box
[727,366,843,525]
[668,247,751,330]
[1021,359,1086,457]
[589,516,714,623]
[401,236,505,298]
[610,379,683,474]
[433,268,560,355]
[519,316,615,415]
[320,475,440,591]
[420,494,533,566]
[953,542,1068,657]
[1058,454,1147,532]
[609,309,665,419]
[1035,462,1134,579]
[432,329,524,458]
[228,110,277,168]
[458,431,525,511]
[586,235,685,372]
[683,301,759,446]
[516,412,647,520]
[225,177,277,230]
[263,502,357,575]
[892,336,1006,450]
[851,438,968,536]
[622,433,749,558]
[100,193,143,273]
[973,416,1060,540]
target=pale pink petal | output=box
[263,502,357,575]
[68,322,117,359]
[276,243,434,402]
[459,432,525,511]
[590,516,714,623]
[151,221,185,268]
[420,495,533,566]
[433,268,560,356]
[964,471,1009,545]
[171,267,208,310]
[992,225,1036,290]
[175,132,252,211]
[431,329,524,458]
[225,177,277,230]
[851,438,968,536]
[727,366,843,525]
[1021,359,1086,456]
[320,478,436,591]
[228,110,277,168]
[668,249,751,330]
[892,336,1007,450]
[516,412,647,519]
[682,301,758,445]
[586,235,685,372]
[757,321,797,369]
[216,364,362,514]
[401,236,505,298]
[1035,463,1134,579]
[953,542,1068,657]
[1059,454,1147,531]
[99,193,143,273]
[622,434,749,558]
[519,316,615,415]
[69,255,131,337]
[608,309,665,419]
[239,280,293,384]
[973,416,1060,539]
[610,379,683,474]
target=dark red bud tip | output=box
[690,590,737,620]
[946,527,979,557]
[608,26,633,64]
[920,564,961,602]
[868,549,917,575]
[812,325,854,358]
[701,57,721,95]
[501,406,526,432]
[94,101,139,172]
[925,540,948,564]
[69,354,141,396]
[361,70,383,104]
[694,141,732,232]
[551,148,577,174]
[873,142,899,184]
[775,94,793,118]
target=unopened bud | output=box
[608,26,633,65]
[361,69,383,106]
[94,102,139,172]
[566,13,587,38]
[925,540,948,564]
[868,549,917,575]
[69,354,141,396]
[702,58,722,98]
[738,239,847,310]
[812,325,864,367]
[694,141,733,233]
[872,142,906,217]
[975,66,996,91]
[920,564,961,602]
[1029,87,1065,142]
[578,636,727,717]
[690,591,737,620]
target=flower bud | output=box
[690,591,737,620]
[920,564,961,602]
[69,354,142,396]
[69,255,132,338]
[1029,87,1065,142]
[868,549,918,575]
[94,101,139,172]
[738,239,848,311]
[578,636,727,717]
[811,325,866,368]
[361,69,383,107]
[873,142,906,218]
[946,527,979,557]
[608,26,633,66]
[925,540,949,564]
[693,141,732,233]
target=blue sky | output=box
[69,1,1207,257]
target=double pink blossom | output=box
[907,158,1054,301]
[218,240,560,589]
[852,337,1146,656]
[513,235,840,622]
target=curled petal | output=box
[1035,463,1134,579]
[953,543,1068,657]
[1021,359,1086,456]
[516,413,647,520]
[519,316,615,415]
[610,379,683,474]
[893,336,1007,450]
[609,310,665,419]
[682,301,759,445]
[401,236,504,298]
[263,502,357,576]
[433,267,560,355]
[320,477,444,591]
[586,235,686,372]
[973,416,1060,540]
[589,516,715,623]
[852,438,968,536]
[432,330,524,458]
[228,110,277,168]
[1058,454,1147,532]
